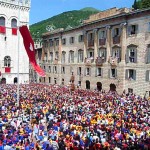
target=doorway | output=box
[86,80,90,89]
[97,82,102,91]
[14,77,18,84]
[1,78,6,84]
[109,83,116,91]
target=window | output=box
[55,39,59,46]
[148,22,150,32]
[99,30,106,39]
[126,47,137,63]
[128,25,138,35]
[128,88,133,93]
[125,69,136,80]
[11,18,17,28]
[53,66,57,73]
[62,78,64,85]
[112,47,121,63]
[11,18,17,35]
[0,17,6,34]
[145,70,150,82]
[85,68,91,76]
[62,51,66,63]
[78,35,84,42]
[62,38,66,45]
[77,67,82,75]
[146,45,150,64]
[69,51,74,63]
[78,50,84,63]
[98,48,107,62]
[0,17,5,26]
[54,78,57,84]
[61,67,65,74]
[96,68,102,77]
[108,69,117,78]
[113,28,120,37]
[88,32,94,40]
[55,51,59,60]
[49,77,51,83]
[49,39,53,46]
[50,52,53,63]
[4,56,11,67]
[48,66,51,73]
[70,37,74,44]
[87,49,94,58]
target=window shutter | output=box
[125,69,128,79]
[118,27,121,36]
[104,49,107,62]
[89,68,91,76]
[95,67,97,77]
[135,25,138,34]
[133,70,136,80]
[126,49,129,63]
[145,70,149,81]
[101,68,103,77]
[134,49,137,63]
[68,53,70,63]
[128,26,131,35]
[84,68,86,76]
[108,69,110,78]
[148,48,150,63]
[112,28,115,37]
[115,69,117,78]
[77,67,79,75]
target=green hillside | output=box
[29,7,100,41]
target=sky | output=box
[29,0,135,25]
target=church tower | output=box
[0,0,30,84]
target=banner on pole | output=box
[19,25,46,77]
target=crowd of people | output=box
[0,84,149,150]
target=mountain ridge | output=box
[29,7,100,41]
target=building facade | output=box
[38,7,150,96]
[0,0,30,84]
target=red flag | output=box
[19,25,45,77]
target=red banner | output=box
[0,26,6,34]
[5,67,11,73]
[12,28,17,35]
[19,25,45,77]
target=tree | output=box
[132,0,138,9]
[141,0,150,9]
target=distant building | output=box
[37,7,150,96]
[0,0,30,84]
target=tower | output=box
[0,0,30,84]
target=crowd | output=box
[0,84,149,150]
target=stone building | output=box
[38,7,150,96]
[0,0,30,84]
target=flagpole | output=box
[17,0,21,107]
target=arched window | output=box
[4,56,11,67]
[0,17,5,26]
[11,18,17,28]
[0,17,6,34]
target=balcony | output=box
[88,40,94,47]
[108,57,118,67]
[113,36,120,44]
[99,39,106,46]
[95,57,105,66]
[84,57,94,66]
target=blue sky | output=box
[29,0,134,25]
